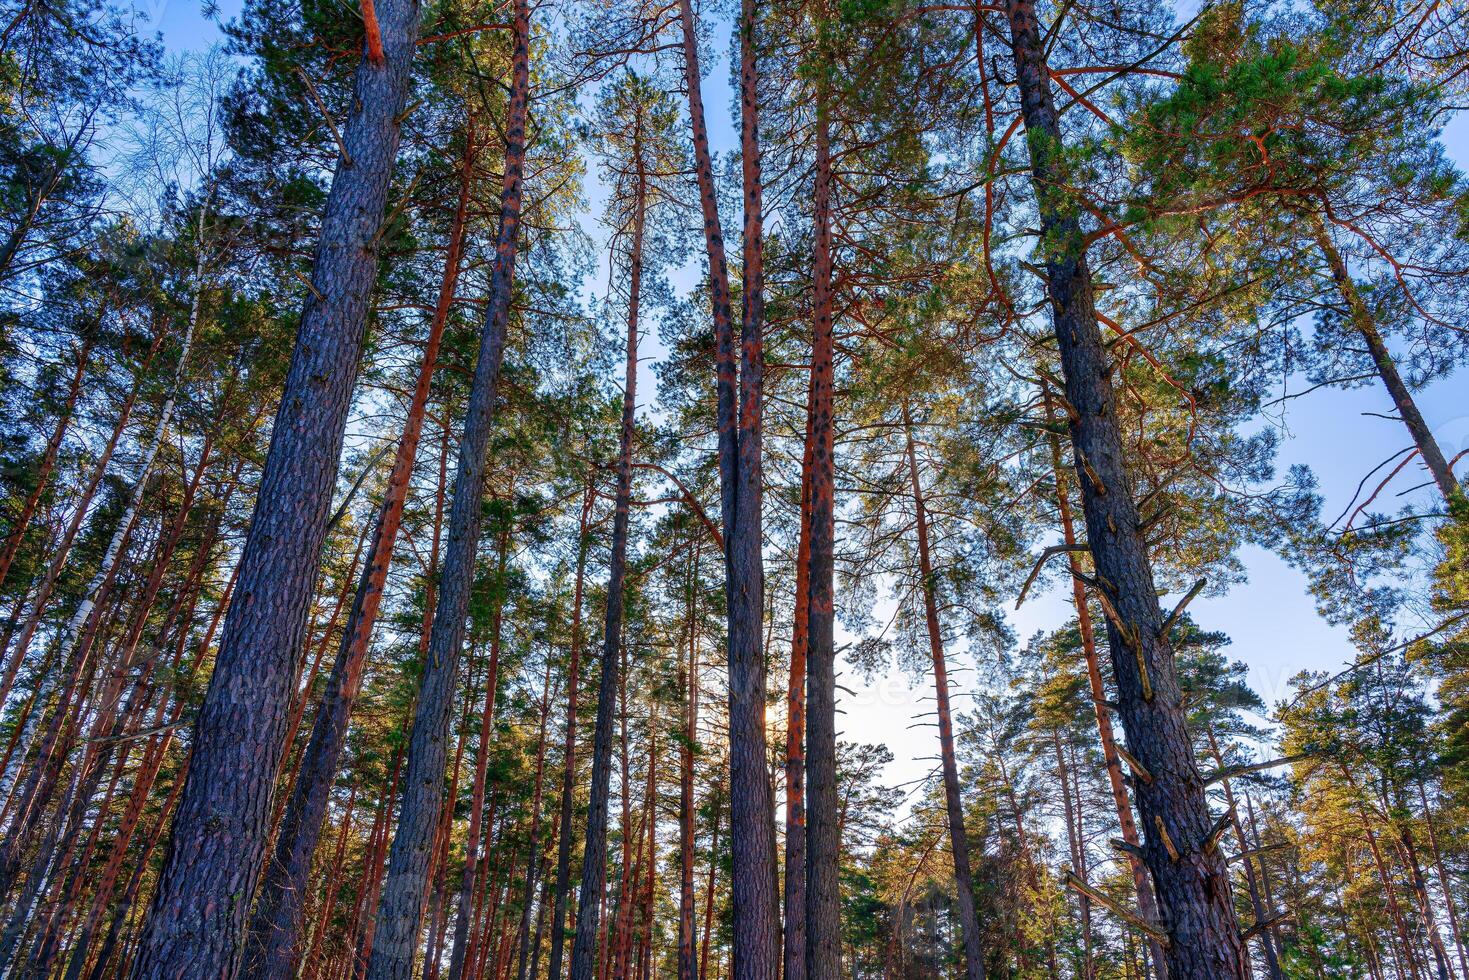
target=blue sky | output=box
[141,0,1468,797]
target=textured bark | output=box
[726,0,781,973]
[673,9,778,967]
[1043,393,1168,980]
[1003,0,1246,972]
[569,110,645,980]
[363,0,528,972]
[244,130,473,980]
[547,483,593,980]
[902,408,986,980]
[802,91,841,980]
[127,2,422,973]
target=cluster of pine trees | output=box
[1,0,1467,974]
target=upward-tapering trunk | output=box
[802,88,841,980]
[1043,389,1168,980]
[569,125,645,980]
[244,132,475,980]
[129,8,422,972]
[363,0,529,972]
[445,531,509,980]
[783,395,812,980]
[729,2,781,976]
[546,484,593,980]
[1310,214,1461,508]
[680,541,702,980]
[678,0,780,968]
[901,407,985,980]
[1003,1,1245,973]
[511,658,554,980]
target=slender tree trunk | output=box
[512,659,554,980]
[1206,729,1281,980]
[1419,782,1469,980]
[130,5,423,973]
[0,331,159,722]
[728,1,781,974]
[363,2,528,973]
[446,532,510,980]
[569,119,645,980]
[681,541,702,980]
[1311,214,1461,506]
[1003,1,1245,971]
[802,88,842,980]
[901,407,986,980]
[548,483,593,980]
[699,797,720,980]
[1054,732,1094,980]
[675,0,778,970]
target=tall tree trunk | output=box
[0,330,159,723]
[1043,389,1168,980]
[363,1,528,972]
[129,4,423,973]
[512,658,554,980]
[569,111,646,980]
[1205,729,1282,980]
[1419,782,1469,980]
[803,87,841,980]
[681,541,702,980]
[783,391,811,980]
[446,532,510,980]
[244,128,475,980]
[728,1,781,974]
[547,482,593,980]
[1003,1,1245,972]
[902,407,986,980]
[1054,732,1094,980]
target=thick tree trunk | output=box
[570,135,645,980]
[803,90,841,980]
[363,2,528,973]
[244,129,474,980]
[728,2,781,975]
[1003,1,1245,972]
[902,408,986,980]
[1043,391,1168,980]
[128,4,422,973]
